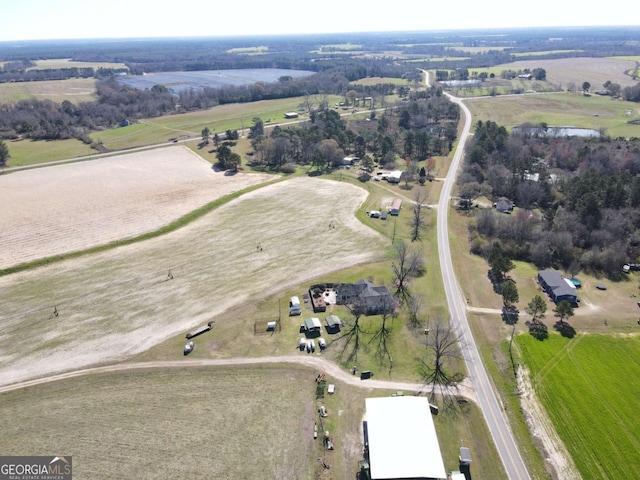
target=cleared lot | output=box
[0,146,273,270]
[0,175,387,386]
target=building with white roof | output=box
[364,396,446,480]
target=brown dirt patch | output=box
[0,146,273,269]
[0,176,388,387]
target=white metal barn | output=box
[364,396,446,480]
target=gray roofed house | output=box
[335,279,396,315]
[493,197,514,214]
[537,270,578,305]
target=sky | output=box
[1,0,638,42]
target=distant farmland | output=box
[117,68,315,93]
[517,334,640,480]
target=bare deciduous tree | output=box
[410,189,429,242]
[417,319,465,407]
[406,294,425,329]
[391,241,425,306]
[334,304,367,364]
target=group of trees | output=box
[247,92,458,175]
[462,120,640,277]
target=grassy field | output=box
[0,77,97,104]
[0,366,318,480]
[516,334,640,479]
[350,77,413,86]
[444,57,638,99]
[466,92,640,138]
[93,95,342,151]
[448,199,640,479]
[3,137,96,166]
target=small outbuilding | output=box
[304,317,322,333]
[325,314,342,333]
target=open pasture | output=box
[0,366,317,480]
[4,136,95,167]
[517,334,640,480]
[350,77,412,86]
[93,95,342,151]
[0,146,273,270]
[0,174,387,386]
[0,77,97,104]
[466,92,640,137]
[491,57,637,89]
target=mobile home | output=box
[389,199,402,215]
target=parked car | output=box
[318,337,327,349]
[380,212,388,220]
[368,210,381,218]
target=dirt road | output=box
[0,355,476,402]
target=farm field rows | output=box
[0,172,387,387]
[517,334,640,479]
[0,146,273,270]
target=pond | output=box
[511,126,602,138]
[117,68,316,93]
[439,79,481,87]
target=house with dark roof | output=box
[538,270,578,305]
[335,279,397,315]
[493,197,514,214]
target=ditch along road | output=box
[438,89,532,479]
[0,355,475,400]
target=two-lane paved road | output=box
[433,74,532,479]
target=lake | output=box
[117,68,316,93]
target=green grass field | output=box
[516,334,640,479]
[466,93,640,138]
[350,77,412,86]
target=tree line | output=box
[461,120,640,278]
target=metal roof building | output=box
[364,396,446,480]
